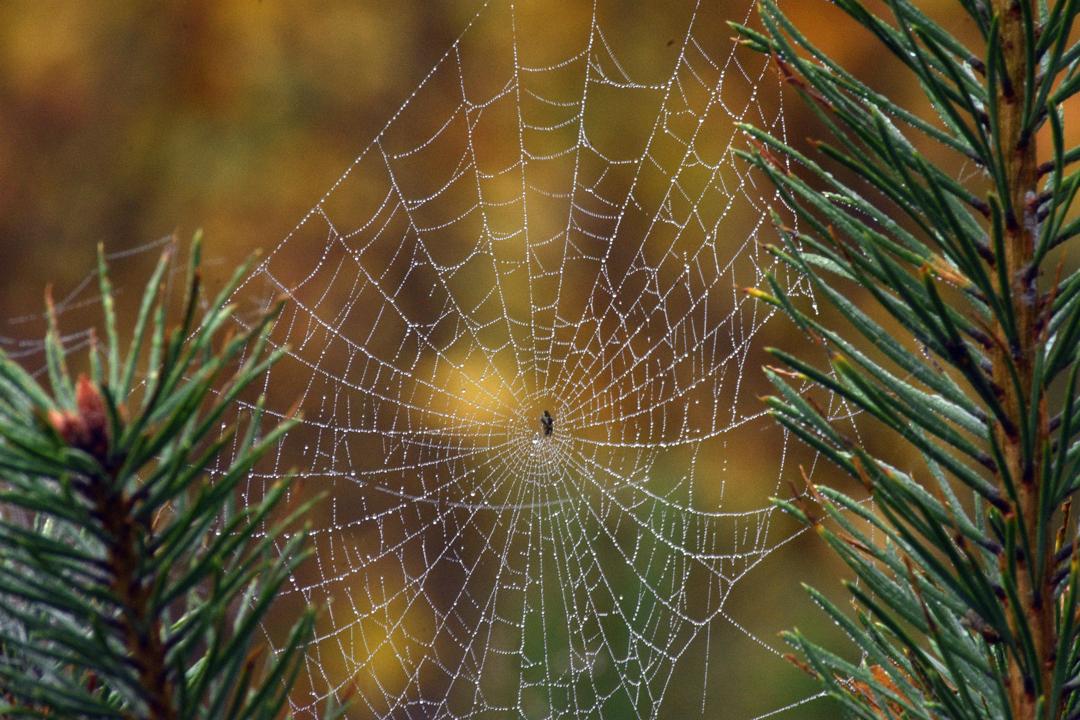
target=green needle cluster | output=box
[0,235,340,719]
[734,0,1080,718]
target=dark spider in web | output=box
[541,410,554,437]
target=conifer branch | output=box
[735,0,1080,717]
[0,236,343,719]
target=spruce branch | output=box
[734,0,1080,717]
[0,235,338,719]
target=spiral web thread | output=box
[228,0,822,717]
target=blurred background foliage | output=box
[0,1,1051,718]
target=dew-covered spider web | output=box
[226,0,824,717]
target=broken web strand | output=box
[3,236,178,367]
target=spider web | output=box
[1,236,178,367]
[230,1,819,717]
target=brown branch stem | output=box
[992,1,1054,717]
[90,473,176,720]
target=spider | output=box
[541,410,554,437]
